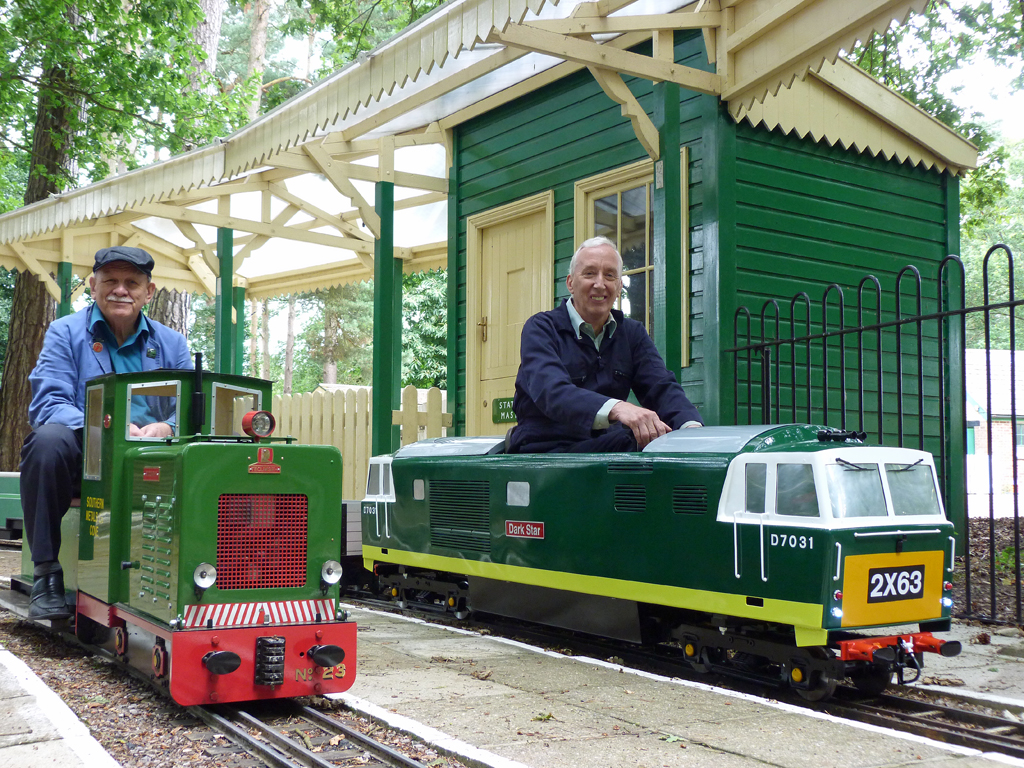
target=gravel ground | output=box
[0,545,467,768]
[0,515,1020,767]
[954,518,1024,625]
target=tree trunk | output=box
[246,0,271,123]
[147,288,191,336]
[190,0,224,90]
[0,59,76,471]
[261,299,270,379]
[284,294,296,394]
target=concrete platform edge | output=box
[330,691,533,768]
[344,606,1024,768]
[0,648,121,768]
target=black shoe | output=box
[29,571,72,620]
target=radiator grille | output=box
[614,485,647,513]
[217,494,308,589]
[673,486,709,515]
[429,480,490,553]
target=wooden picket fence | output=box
[265,386,450,500]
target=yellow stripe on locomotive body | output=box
[364,545,829,645]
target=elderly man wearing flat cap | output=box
[20,246,193,620]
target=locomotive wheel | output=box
[795,648,838,702]
[689,646,727,674]
[851,665,892,696]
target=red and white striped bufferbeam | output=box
[182,599,336,629]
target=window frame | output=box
[573,153,690,366]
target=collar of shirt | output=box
[89,302,150,351]
[566,297,616,351]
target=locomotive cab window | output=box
[744,463,766,513]
[211,383,262,435]
[365,458,396,502]
[885,462,942,517]
[825,462,886,518]
[84,384,104,480]
[776,464,820,517]
[126,380,181,441]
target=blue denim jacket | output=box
[28,305,193,430]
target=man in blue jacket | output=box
[21,246,193,619]
[510,236,701,453]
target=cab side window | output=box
[776,463,819,517]
[745,463,767,514]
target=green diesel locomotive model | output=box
[362,424,960,700]
[11,364,357,706]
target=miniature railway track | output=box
[191,701,431,768]
[820,688,1024,759]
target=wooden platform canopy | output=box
[0,0,980,459]
[0,0,976,308]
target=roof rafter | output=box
[489,22,723,95]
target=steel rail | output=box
[295,704,431,768]
[822,691,1024,759]
[188,705,306,768]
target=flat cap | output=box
[93,246,154,278]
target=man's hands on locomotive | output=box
[130,422,173,438]
[609,401,701,448]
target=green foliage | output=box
[0,0,251,197]
[0,154,28,213]
[217,0,312,113]
[255,269,447,396]
[995,546,1019,575]
[851,1,1022,240]
[403,268,447,389]
[960,140,1024,349]
[188,294,218,369]
[283,0,445,72]
[297,281,376,387]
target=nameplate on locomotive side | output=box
[506,520,544,539]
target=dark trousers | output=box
[20,424,82,565]
[514,424,639,454]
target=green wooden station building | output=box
[0,0,977,515]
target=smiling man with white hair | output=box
[509,236,701,454]
[20,246,193,620]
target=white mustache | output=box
[108,297,134,304]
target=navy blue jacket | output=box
[510,301,701,450]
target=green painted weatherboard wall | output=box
[452,32,713,435]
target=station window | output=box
[574,154,689,362]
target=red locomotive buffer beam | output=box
[170,621,357,706]
[837,632,962,662]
